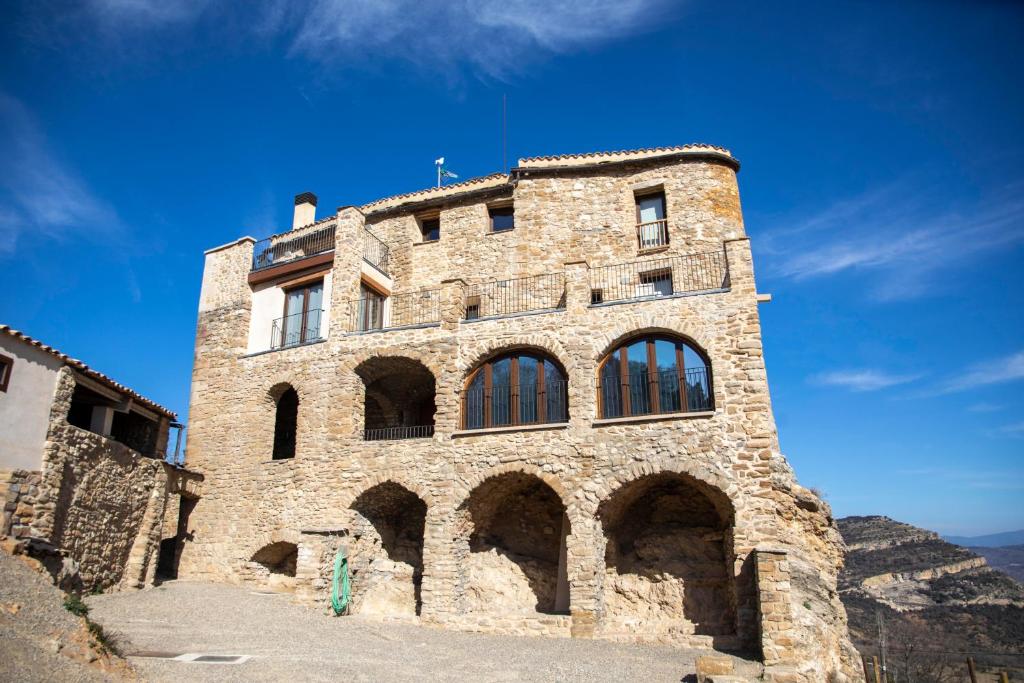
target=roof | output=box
[0,325,177,419]
[356,144,737,215]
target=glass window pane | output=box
[654,339,681,413]
[304,283,323,339]
[544,359,567,422]
[518,356,538,424]
[637,194,665,223]
[491,358,511,426]
[283,289,305,346]
[466,372,485,429]
[491,207,515,232]
[626,342,650,415]
[599,360,622,418]
[683,344,711,411]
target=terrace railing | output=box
[588,250,728,305]
[597,367,712,418]
[252,223,336,272]
[636,219,669,250]
[464,272,566,320]
[345,289,442,332]
[362,229,390,275]
[364,424,435,441]
[270,308,324,350]
[462,379,569,430]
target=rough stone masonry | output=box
[180,144,860,681]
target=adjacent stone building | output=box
[181,144,859,679]
[0,326,200,591]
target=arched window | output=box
[463,352,568,429]
[273,387,298,459]
[598,335,712,418]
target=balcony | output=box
[462,379,569,430]
[588,250,729,305]
[345,289,442,333]
[363,424,435,441]
[362,229,390,275]
[252,223,336,272]
[464,272,566,320]
[597,367,712,419]
[636,219,669,251]
[270,309,324,350]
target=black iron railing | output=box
[464,272,566,320]
[345,289,441,332]
[597,367,712,418]
[364,424,435,441]
[363,229,390,275]
[270,308,324,349]
[462,379,569,429]
[588,250,728,305]
[252,223,336,272]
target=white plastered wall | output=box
[247,271,332,353]
[0,336,63,470]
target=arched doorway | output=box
[456,472,570,614]
[598,472,735,637]
[355,357,436,441]
[348,482,427,617]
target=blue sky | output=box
[1,1,1021,536]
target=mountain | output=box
[971,545,1024,583]
[946,529,1024,547]
[837,516,1024,680]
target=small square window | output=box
[0,353,12,392]
[419,216,440,242]
[489,205,515,232]
[465,295,481,320]
[639,268,673,297]
[590,289,604,305]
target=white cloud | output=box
[935,350,1024,394]
[810,369,920,392]
[75,0,680,78]
[967,402,1003,413]
[759,178,1024,301]
[0,93,123,255]
[997,421,1024,438]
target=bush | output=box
[63,594,89,617]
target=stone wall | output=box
[181,149,860,681]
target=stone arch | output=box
[451,466,573,615]
[346,480,428,618]
[593,322,714,365]
[458,334,576,377]
[594,464,739,640]
[245,532,301,592]
[353,356,437,439]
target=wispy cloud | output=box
[0,93,123,256]
[996,421,1024,438]
[967,402,1003,413]
[934,350,1024,395]
[810,369,920,392]
[759,178,1024,301]
[72,0,680,78]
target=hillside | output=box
[837,516,1024,678]
[946,529,1024,548]
[970,545,1024,583]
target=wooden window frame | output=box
[417,214,441,243]
[0,353,12,392]
[488,202,515,233]
[597,335,712,419]
[282,279,324,346]
[463,352,566,429]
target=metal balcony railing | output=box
[270,309,324,350]
[364,424,435,441]
[464,272,566,320]
[588,250,729,305]
[597,367,712,418]
[345,289,441,332]
[251,223,336,272]
[362,229,390,275]
[462,379,569,429]
[636,219,669,250]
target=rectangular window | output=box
[281,280,324,347]
[635,191,668,249]
[465,295,481,320]
[590,289,604,305]
[419,215,440,242]
[489,204,515,232]
[0,353,12,392]
[357,283,386,331]
[639,268,673,297]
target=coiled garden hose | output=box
[331,546,351,615]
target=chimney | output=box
[293,192,317,230]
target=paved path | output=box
[86,581,761,682]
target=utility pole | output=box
[876,611,888,682]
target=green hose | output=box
[331,546,351,615]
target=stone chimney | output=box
[293,192,317,230]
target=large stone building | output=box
[182,144,859,679]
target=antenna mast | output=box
[502,94,507,173]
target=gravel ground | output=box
[86,581,762,682]
[0,549,126,683]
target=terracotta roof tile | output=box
[0,325,177,419]
[360,173,510,213]
[517,143,735,166]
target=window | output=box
[463,352,568,429]
[598,335,712,419]
[465,295,481,320]
[273,387,298,459]
[419,215,440,242]
[0,353,11,392]
[638,268,673,297]
[356,282,386,331]
[590,289,604,305]
[279,280,323,348]
[489,204,515,232]
[635,190,668,249]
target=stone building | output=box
[0,326,200,591]
[182,144,859,679]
